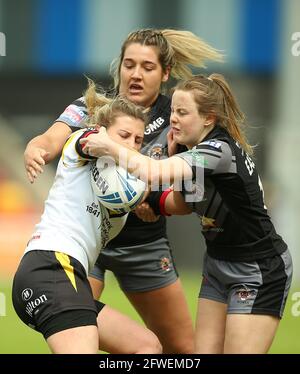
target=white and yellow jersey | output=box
[25,129,127,275]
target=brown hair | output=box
[111,28,223,90]
[175,74,252,154]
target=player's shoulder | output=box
[196,126,233,156]
[150,94,171,118]
[71,96,86,106]
[194,139,232,160]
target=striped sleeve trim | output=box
[75,129,99,160]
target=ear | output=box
[205,114,217,127]
[162,66,171,83]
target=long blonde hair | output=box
[111,28,223,90]
[84,78,147,127]
[175,74,252,154]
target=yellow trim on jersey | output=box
[55,252,78,292]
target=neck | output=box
[195,125,215,146]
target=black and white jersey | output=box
[56,94,172,246]
[177,125,287,262]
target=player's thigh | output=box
[47,325,99,354]
[97,305,162,354]
[88,276,105,300]
[224,314,279,354]
[195,298,227,354]
[125,279,195,354]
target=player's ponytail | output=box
[209,74,252,155]
[111,28,223,90]
[161,29,223,79]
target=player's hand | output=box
[79,126,113,157]
[24,147,50,183]
[167,128,178,157]
[134,202,160,222]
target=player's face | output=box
[119,43,169,109]
[107,115,144,151]
[170,90,212,149]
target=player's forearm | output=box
[26,122,72,163]
[111,143,191,187]
[26,134,57,163]
[110,142,156,184]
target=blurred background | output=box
[0,0,299,353]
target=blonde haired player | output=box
[12,91,162,354]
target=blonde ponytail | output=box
[111,28,223,89]
[162,29,223,79]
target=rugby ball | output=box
[91,156,146,214]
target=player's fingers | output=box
[28,167,38,179]
[34,155,46,166]
[31,160,44,174]
[26,171,35,184]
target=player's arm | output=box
[146,188,192,216]
[80,127,193,184]
[24,122,72,183]
[24,98,88,183]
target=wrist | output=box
[146,188,173,216]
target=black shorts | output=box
[12,250,105,339]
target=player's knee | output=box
[136,331,162,354]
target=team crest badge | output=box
[235,288,256,302]
[160,257,171,271]
[148,144,164,160]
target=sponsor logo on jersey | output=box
[27,232,41,246]
[144,117,165,135]
[200,216,224,232]
[202,140,222,149]
[22,288,33,301]
[31,233,41,241]
[201,216,216,229]
[100,209,113,248]
[91,164,109,194]
[61,104,87,125]
[25,294,48,317]
[187,150,208,167]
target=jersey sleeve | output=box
[174,140,233,208]
[55,97,88,131]
[175,139,233,178]
[62,129,98,166]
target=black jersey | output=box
[177,125,287,262]
[56,94,172,246]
